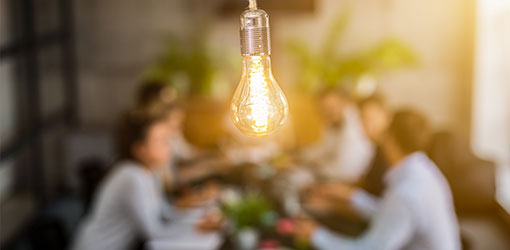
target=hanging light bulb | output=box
[231,1,289,137]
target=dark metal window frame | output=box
[0,0,78,205]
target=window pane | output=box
[0,61,18,145]
[0,0,12,46]
[1,0,23,48]
[473,0,510,211]
[0,157,16,200]
[38,47,65,116]
[41,126,65,197]
[35,0,60,36]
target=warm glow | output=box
[248,56,270,132]
[231,56,288,137]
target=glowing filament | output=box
[248,56,270,132]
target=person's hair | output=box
[135,80,175,108]
[358,94,386,109]
[115,106,173,160]
[387,109,431,154]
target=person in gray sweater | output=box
[72,106,220,250]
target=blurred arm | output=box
[313,194,414,250]
[350,189,380,219]
[160,200,183,222]
[124,173,191,239]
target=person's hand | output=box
[176,183,220,208]
[313,182,354,201]
[175,191,205,208]
[303,195,334,214]
[202,181,220,200]
[196,209,224,231]
[293,218,318,242]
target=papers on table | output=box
[146,230,222,250]
[147,206,223,250]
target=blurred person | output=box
[161,102,228,188]
[356,95,392,196]
[71,107,221,250]
[135,80,200,163]
[295,110,461,250]
[153,102,220,208]
[135,81,217,189]
[303,95,392,222]
[300,89,373,183]
[135,80,177,108]
[359,95,391,144]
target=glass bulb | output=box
[231,55,288,137]
[231,8,289,137]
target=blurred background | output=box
[0,0,509,249]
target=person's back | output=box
[388,152,460,250]
[73,162,160,250]
[380,110,460,250]
[298,110,461,250]
[73,107,190,250]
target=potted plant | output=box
[286,9,417,145]
[143,29,238,147]
[221,192,278,249]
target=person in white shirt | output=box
[301,89,374,183]
[72,106,221,250]
[295,110,461,250]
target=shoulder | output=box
[389,160,448,205]
[110,161,150,185]
[386,171,425,209]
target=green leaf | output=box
[143,26,235,97]
[367,38,418,72]
[284,8,417,93]
[222,193,274,230]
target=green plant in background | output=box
[143,28,238,97]
[287,9,418,93]
[222,192,276,231]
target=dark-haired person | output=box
[295,110,461,250]
[135,81,209,185]
[303,95,392,230]
[301,89,374,183]
[72,108,221,250]
[135,80,198,160]
[135,80,177,108]
[356,95,392,196]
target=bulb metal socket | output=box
[240,9,271,56]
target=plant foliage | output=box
[287,9,418,92]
